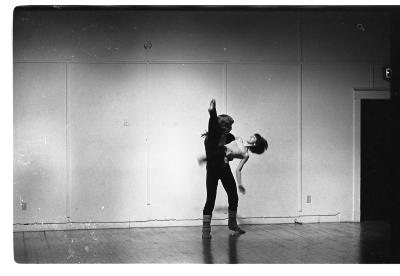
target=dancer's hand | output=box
[208,99,216,112]
[226,151,234,161]
[239,185,246,194]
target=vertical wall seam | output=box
[65,62,71,220]
[298,12,303,64]
[145,50,150,206]
[297,12,303,213]
[298,64,303,213]
[225,63,228,113]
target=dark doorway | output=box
[361,99,391,222]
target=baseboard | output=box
[13,213,341,232]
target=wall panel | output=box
[69,63,147,222]
[147,63,225,220]
[227,64,299,217]
[302,63,370,220]
[14,63,67,223]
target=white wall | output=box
[302,63,370,221]
[13,8,390,230]
[14,63,67,224]
[68,63,148,222]
[147,64,225,220]
[227,64,299,218]
[300,11,390,221]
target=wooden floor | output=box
[14,221,396,263]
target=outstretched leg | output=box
[206,99,221,149]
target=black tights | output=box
[203,166,238,215]
[203,106,238,215]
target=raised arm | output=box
[235,154,249,194]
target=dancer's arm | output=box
[235,154,249,194]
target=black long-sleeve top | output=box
[204,108,235,169]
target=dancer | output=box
[201,99,245,239]
[200,100,268,239]
[198,132,268,194]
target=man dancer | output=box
[201,99,245,239]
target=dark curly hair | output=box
[248,133,268,154]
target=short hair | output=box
[201,114,234,138]
[249,133,268,154]
[218,114,234,128]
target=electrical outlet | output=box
[22,202,27,211]
[306,195,311,203]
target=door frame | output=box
[352,88,390,222]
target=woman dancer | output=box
[199,132,268,194]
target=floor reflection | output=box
[202,239,214,264]
[202,231,244,264]
[228,233,241,264]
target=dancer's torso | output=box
[225,138,248,159]
[205,133,235,168]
